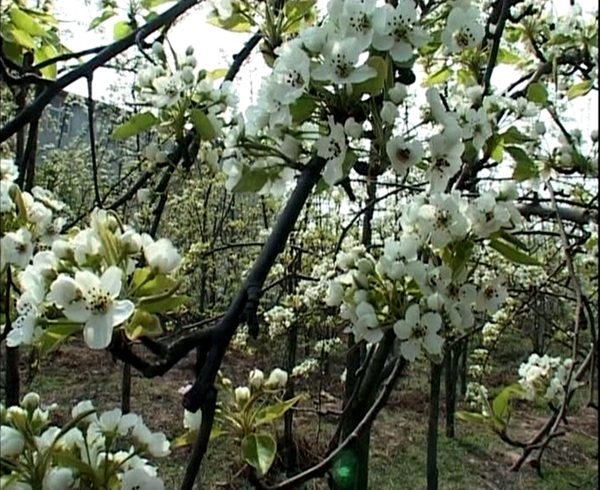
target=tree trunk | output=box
[427,361,443,490]
[121,362,131,414]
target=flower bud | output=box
[234,386,251,405]
[181,66,195,85]
[249,369,265,390]
[185,45,194,56]
[152,41,165,57]
[591,129,598,143]
[21,392,40,411]
[266,368,288,389]
[388,82,408,105]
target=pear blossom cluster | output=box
[1,161,185,351]
[1,393,168,490]
[216,0,490,195]
[324,183,521,359]
[264,305,296,338]
[518,354,576,404]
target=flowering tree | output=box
[1,0,598,489]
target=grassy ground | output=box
[1,340,597,489]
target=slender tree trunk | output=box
[121,363,131,414]
[445,347,459,438]
[459,338,468,397]
[283,320,298,470]
[341,171,378,490]
[427,361,443,490]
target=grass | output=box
[1,340,597,489]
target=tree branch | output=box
[0,0,202,143]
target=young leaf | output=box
[501,127,533,144]
[113,112,158,139]
[492,384,526,424]
[526,82,548,105]
[254,394,303,426]
[456,411,489,424]
[138,295,188,314]
[113,20,133,41]
[190,109,217,140]
[34,42,59,79]
[352,56,387,95]
[88,9,116,30]
[241,433,277,477]
[567,80,592,100]
[207,13,253,33]
[233,168,269,194]
[289,95,316,124]
[423,65,451,87]
[10,7,47,37]
[489,238,541,266]
[125,309,162,339]
[506,145,538,181]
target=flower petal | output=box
[83,314,114,350]
[110,300,135,326]
[101,266,123,298]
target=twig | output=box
[86,75,101,207]
[1,0,202,143]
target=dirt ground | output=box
[1,340,597,489]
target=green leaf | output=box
[497,47,523,65]
[40,322,81,352]
[492,384,526,424]
[506,145,538,181]
[501,126,533,144]
[489,238,541,266]
[567,80,593,100]
[284,0,316,20]
[34,42,59,79]
[9,27,36,49]
[208,13,253,33]
[1,39,23,65]
[449,239,475,279]
[135,273,177,298]
[10,7,47,37]
[487,135,504,162]
[456,411,489,424]
[125,309,162,340]
[113,20,133,40]
[241,433,277,477]
[88,9,116,30]
[172,425,225,448]
[139,294,188,314]
[255,394,303,426]
[130,267,153,294]
[205,68,228,81]
[190,109,217,140]
[233,167,269,194]
[289,95,316,124]
[526,82,548,105]
[491,229,529,252]
[141,0,175,7]
[352,56,387,95]
[423,65,451,87]
[113,112,158,139]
